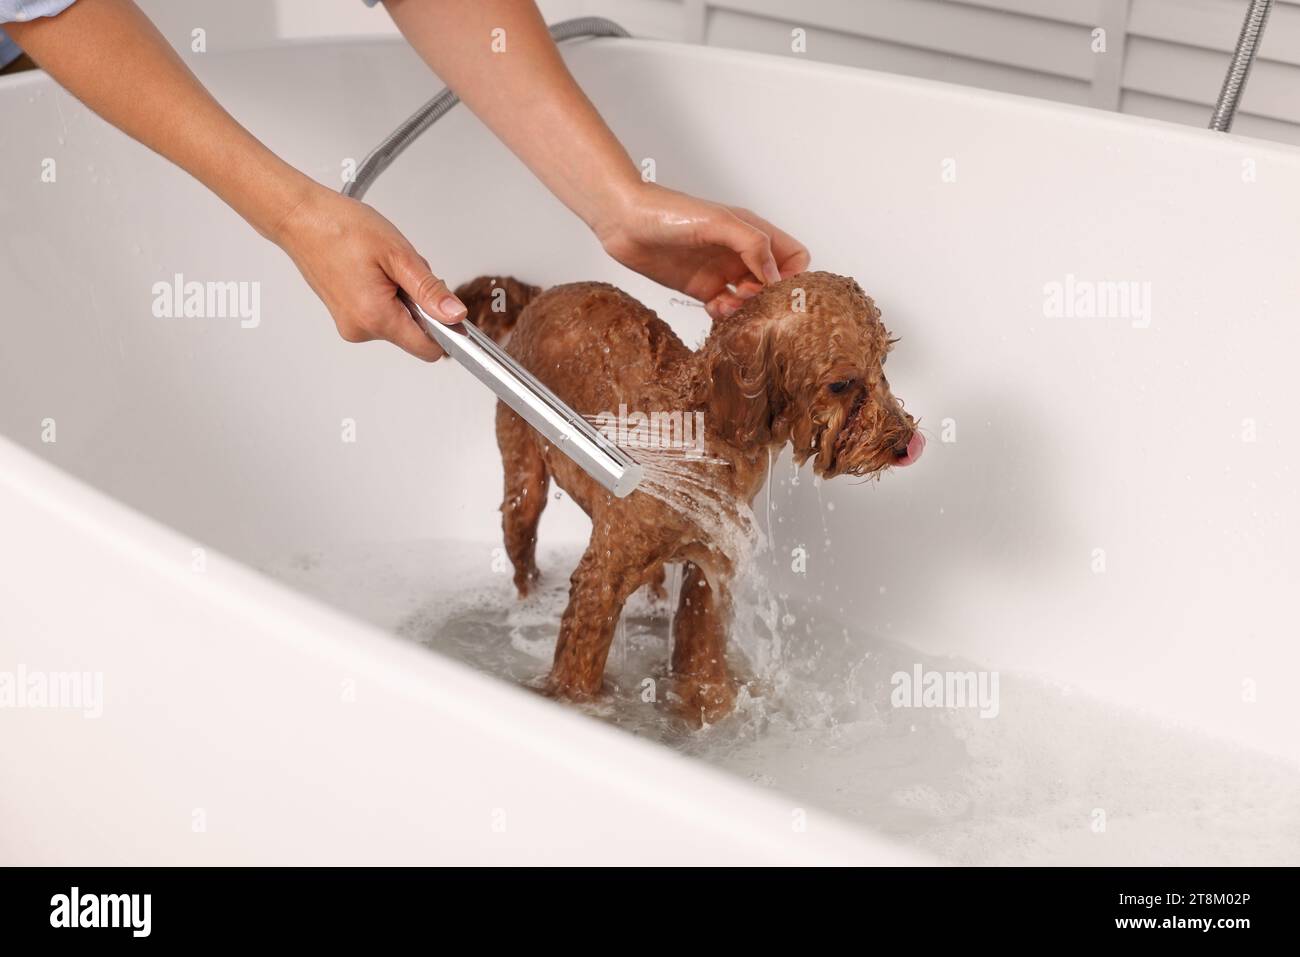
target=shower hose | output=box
[337,17,643,500]
[1209,0,1273,133]
[342,16,631,201]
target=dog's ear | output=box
[701,319,780,446]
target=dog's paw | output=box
[542,670,606,703]
[512,566,542,598]
[673,677,738,727]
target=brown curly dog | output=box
[455,272,923,723]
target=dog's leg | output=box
[548,528,654,699]
[670,562,736,724]
[495,403,549,597]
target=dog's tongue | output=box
[894,432,925,467]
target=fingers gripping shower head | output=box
[401,294,643,498]
[346,16,638,496]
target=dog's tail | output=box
[452,275,542,344]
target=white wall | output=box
[583,0,1300,145]
[233,0,1299,147]
[125,1,1300,145]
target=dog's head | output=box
[700,271,923,478]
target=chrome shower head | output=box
[401,293,643,498]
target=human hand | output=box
[593,182,811,319]
[8,1,464,362]
[272,185,467,361]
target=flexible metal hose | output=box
[342,16,631,200]
[1209,0,1273,132]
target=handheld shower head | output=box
[352,17,640,498]
[401,294,643,499]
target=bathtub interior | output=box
[3,38,1299,865]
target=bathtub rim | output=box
[0,434,934,865]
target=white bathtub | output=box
[2,35,1298,866]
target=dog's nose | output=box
[892,431,925,467]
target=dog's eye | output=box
[828,379,855,395]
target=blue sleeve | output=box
[0,0,79,68]
[1,1,383,70]
[0,0,78,22]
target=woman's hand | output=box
[9,0,463,363]
[593,183,811,319]
[272,186,467,361]
[385,1,810,320]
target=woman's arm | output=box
[382,0,810,317]
[7,0,467,360]
[384,0,637,238]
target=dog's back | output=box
[452,275,542,344]
[454,276,691,417]
[454,275,691,600]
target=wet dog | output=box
[457,272,923,722]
